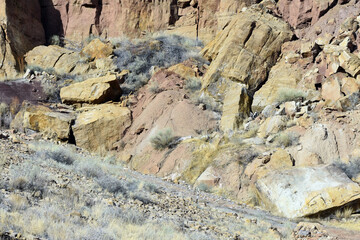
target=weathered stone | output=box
[322,75,342,101]
[25,45,83,74]
[338,51,360,77]
[256,164,360,218]
[168,63,196,80]
[60,74,122,104]
[11,102,75,141]
[252,58,303,112]
[201,9,293,93]
[300,124,340,164]
[73,104,131,153]
[195,166,220,187]
[341,77,359,96]
[284,101,297,117]
[339,92,360,111]
[80,39,113,60]
[0,0,45,78]
[277,0,337,29]
[39,0,250,44]
[220,82,251,132]
[258,116,287,139]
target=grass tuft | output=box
[276,88,307,104]
[150,128,176,150]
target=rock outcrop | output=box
[24,44,117,76]
[201,8,293,131]
[60,74,122,104]
[0,0,45,78]
[39,0,255,43]
[11,102,75,141]
[256,164,360,218]
[72,104,131,153]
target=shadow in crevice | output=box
[39,0,65,45]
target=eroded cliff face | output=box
[39,0,255,42]
[0,0,45,78]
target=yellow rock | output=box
[257,116,287,139]
[81,39,113,61]
[11,102,75,141]
[25,45,82,74]
[341,77,359,96]
[252,59,303,112]
[338,51,360,77]
[322,75,342,101]
[201,9,293,92]
[60,74,122,104]
[72,104,131,153]
[220,82,251,132]
[168,63,196,80]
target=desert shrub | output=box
[121,209,147,225]
[143,183,162,194]
[9,164,47,193]
[96,176,127,195]
[113,34,203,94]
[276,88,307,104]
[77,161,104,178]
[273,131,300,147]
[185,77,202,92]
[193,94,222,113]
[333,158,360,179]
[150,128,176,150]
[0,102,12,128]
[148,81,160,94]
[237,147,259,163]
[45,149,75,165]
[197,183,212,193]
[239,126,259,139]
[49,35,62,46]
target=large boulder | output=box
[60,74,122,104]
[25,45,82,74]
[72,104,131,153]
[80,39,113,61]
[11,102,75,141]
[256,164,360,218]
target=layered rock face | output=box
[201,7,293,131]
[0,0,45,78]
[39,0,253,43]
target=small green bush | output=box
[273,131,299,147]
[276,88,307,104]
[0,102,12,129]
[148,81,160,94]
[185,78,202,92]
[49,35,62,46]
[150,128,175,150]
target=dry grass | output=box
[150,128,176,150]
[273,131,299,147]
[239,126,259,139]
[276,88,307,104]
[148,81,161,94]
[8,194,28,211]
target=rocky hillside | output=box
[1,0,360,239]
